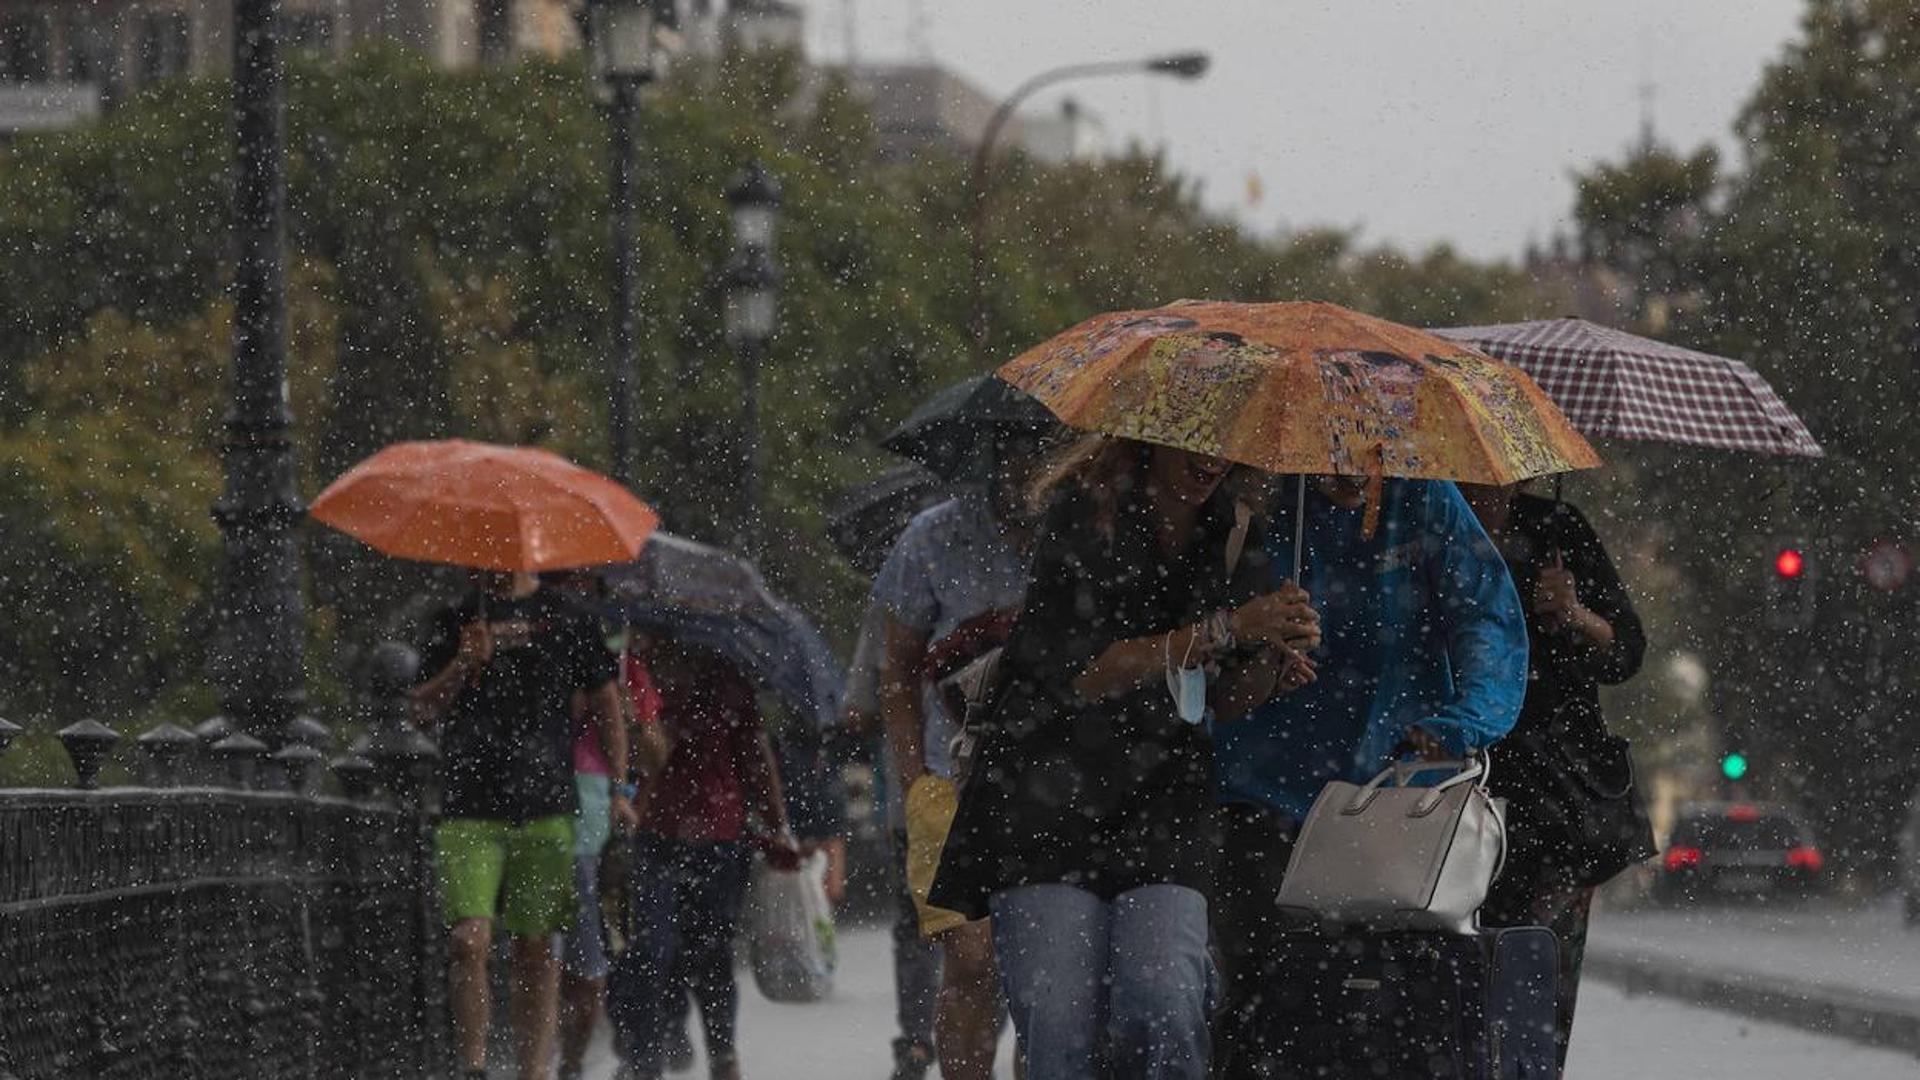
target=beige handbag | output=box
[1275,754,1507,934]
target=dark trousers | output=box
[606,831,750,1074]
[1209,803,1299,1079]
[890,829,942,1052]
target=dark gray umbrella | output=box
[881,375,1059,480]
[826,464,948,575]
[600,533,844,731]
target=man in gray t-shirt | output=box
[874,482,1033,1080]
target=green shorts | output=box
[436,814,577,936]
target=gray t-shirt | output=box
[872,494,1030,779]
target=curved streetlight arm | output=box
[975,59,1159,185]
[967,56,1208,366]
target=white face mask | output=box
[1164,631,1208,726]
[1170,665,1208,725]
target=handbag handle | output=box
[1342,751,1493,815]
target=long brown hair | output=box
[1029,434,1276,541]
[1028,434,1148,539]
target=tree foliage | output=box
[0,47,1530,743]
[1570,0,1920,871]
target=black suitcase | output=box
[1225,926,1559,1079]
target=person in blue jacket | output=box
[1210,473,1529,1076]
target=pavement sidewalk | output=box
[1583,894,1920,1057]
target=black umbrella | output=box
[826,464,948,575]
[600,533,845,731]
[881,375,1059,480]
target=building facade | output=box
[0,0,581,132]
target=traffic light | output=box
[1765,543,1816,629]
[1720,752,1749,781]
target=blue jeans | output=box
[990,883,1211,1080]
[605,832,750,1073]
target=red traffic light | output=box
[1775,548,1805,579]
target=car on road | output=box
[1656,802,1825,903]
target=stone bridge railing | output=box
[0,644,448,1080]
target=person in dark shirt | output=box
[1461,485,1648,1071]
[930,435,1320,1080]
[411,570,631,1080]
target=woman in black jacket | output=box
[1461,484,1650,1074]
[929,435,1319,1080]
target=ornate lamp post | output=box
[967,52,1210,365]
[723,161,782,555]
[587,0,673,488]
[212,0,305,748]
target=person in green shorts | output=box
[412,570,633,1080]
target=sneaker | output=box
[709,1052,741,1080]
[665,1022,696,1073]
[889,1037,934,1080]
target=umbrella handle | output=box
[1291,474,1307,584]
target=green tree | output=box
[1569,0,1920,872]
[0,47,1533,752]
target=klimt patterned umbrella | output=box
[998,299,1601,485]
[1430,316,1822,457]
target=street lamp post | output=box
[212,0,305,750]
[588,0,671,488]
[967,52,1210,366]
[724,161,782,556]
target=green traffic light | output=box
[1721,753,1749,781]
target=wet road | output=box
[572,911,1918,1079]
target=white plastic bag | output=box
[747,850,837,1002]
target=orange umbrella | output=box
[998,299,1600,485]
[309,439,659,572]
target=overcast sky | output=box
[791,0,1809,262]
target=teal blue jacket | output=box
[1214,479,1527,819]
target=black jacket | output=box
[1486,494,1648,886]
[928,482,1268,918]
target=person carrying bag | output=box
[1460,484,1652,1073]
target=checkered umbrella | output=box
[1431,317,1823,457]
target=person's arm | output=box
[819,836,848,905]
[841,605,885,739]
[746,731,793,837]
[1413,483,1529,754]
[880,615,932,788]
[1070,586,1321,703]
[409,619,489,729]
[583,679,636,831]
[873,518,944,790]
[1539,503,1647,686]
[733,704,799,867]
[1209,644,1316,722]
